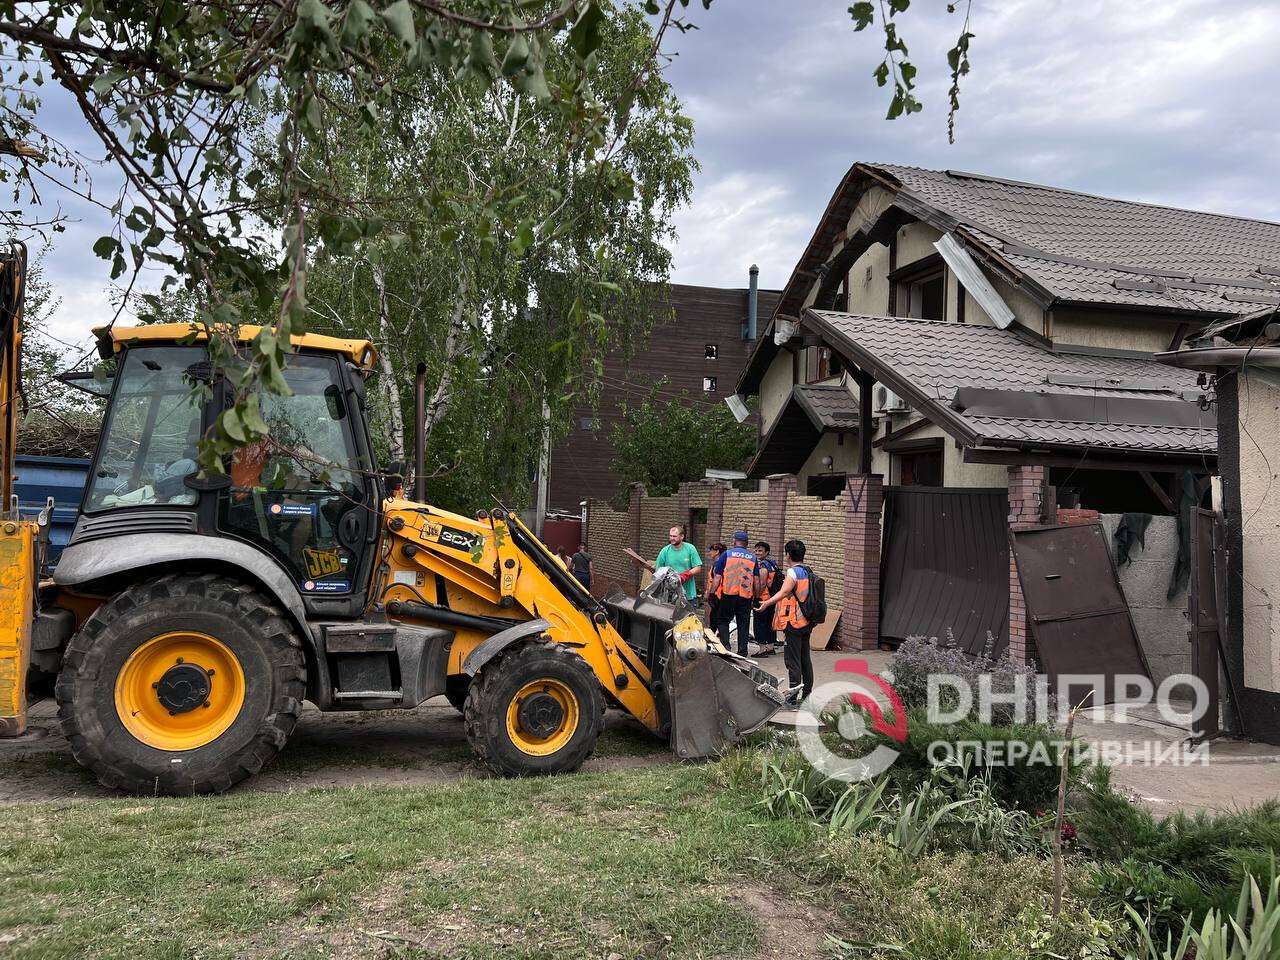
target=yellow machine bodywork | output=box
[0,520,35,737]
[375,500,661,732]
[0,246,35,738]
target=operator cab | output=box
[71,325,382,618]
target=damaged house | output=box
[734,163,1280,675]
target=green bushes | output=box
[1074,765,1280,943]
[737,744,1051,861]
[1125,868,1280,960]
[833,706,1074,811]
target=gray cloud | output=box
[663,0,1280,291]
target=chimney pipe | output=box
[746,264,759,340]
[414,362,427,502]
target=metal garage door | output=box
[880,486,1010,656]
[1010,522,1151,704]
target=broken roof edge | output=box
[800,307,981,448]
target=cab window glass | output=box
[218,356,365,593]
[84,347,203,512]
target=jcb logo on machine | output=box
[424,521,482,554]
[302,547,344,578]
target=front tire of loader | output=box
[444,675,470,714]
[55,574,306,795]
[463,642,602,777]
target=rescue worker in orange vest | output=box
[710,531,765,655]
[756,538,814,699]
[704,542,727,634]
[751,541,779,658]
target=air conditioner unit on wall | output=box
[873,384,910,414]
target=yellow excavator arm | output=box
[376,500,662,732]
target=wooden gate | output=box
[880,486,1010,656]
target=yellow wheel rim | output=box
[504,679,580,757]
[114,631,247,751]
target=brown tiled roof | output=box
[794,383,859,429]
[746,382,862,479]
[805,311,1216,457]
[870,164,1280,313]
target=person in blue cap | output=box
[710,530,765,654]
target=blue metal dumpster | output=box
[15,455,89,568]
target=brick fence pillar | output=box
[1007,464,1048,667]
[628,482,647,591]
[707,483,726,548]
[842,473,884,651]
[765,473,797,551]
[676,482,693,533]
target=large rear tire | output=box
[463,642,602,777]
[55,573,306,795]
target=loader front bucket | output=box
[603,591,799,759]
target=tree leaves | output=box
[381,0,416,49]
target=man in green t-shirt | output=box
[655,524,702,600]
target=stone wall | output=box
[638,496,680,559]
[783,489,849,608]
[720,490,768,546]
[1100,513,1191,686]
[585,498,632,594]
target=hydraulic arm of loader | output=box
[376,500,796,754]
[377,500,662,732]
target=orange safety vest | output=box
[719,547,758,600]
[773,567,811,630]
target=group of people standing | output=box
[654,525,815,700]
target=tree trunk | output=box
[372,260,405,462]
[422,273,470,438]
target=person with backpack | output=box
[756,538,822,700]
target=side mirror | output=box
[383,460,407,497]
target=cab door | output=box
[216,354,376,612]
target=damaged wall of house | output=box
[759,349,796,428]
[1237,369,1280,696]
[1098,513,1192,686]
[1051,309,1184,353]
[965,272,1045,332]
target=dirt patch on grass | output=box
[740,884,827,960]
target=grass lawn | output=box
[0,746,1112,960]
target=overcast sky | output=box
[24,0,1280,348]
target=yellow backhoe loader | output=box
[0,245,795,794]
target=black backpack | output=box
[797,565,827,626]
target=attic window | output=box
[705,344,718,360]
[906,271,945,321]
[702,376,717,393]
[890,254,947,321]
